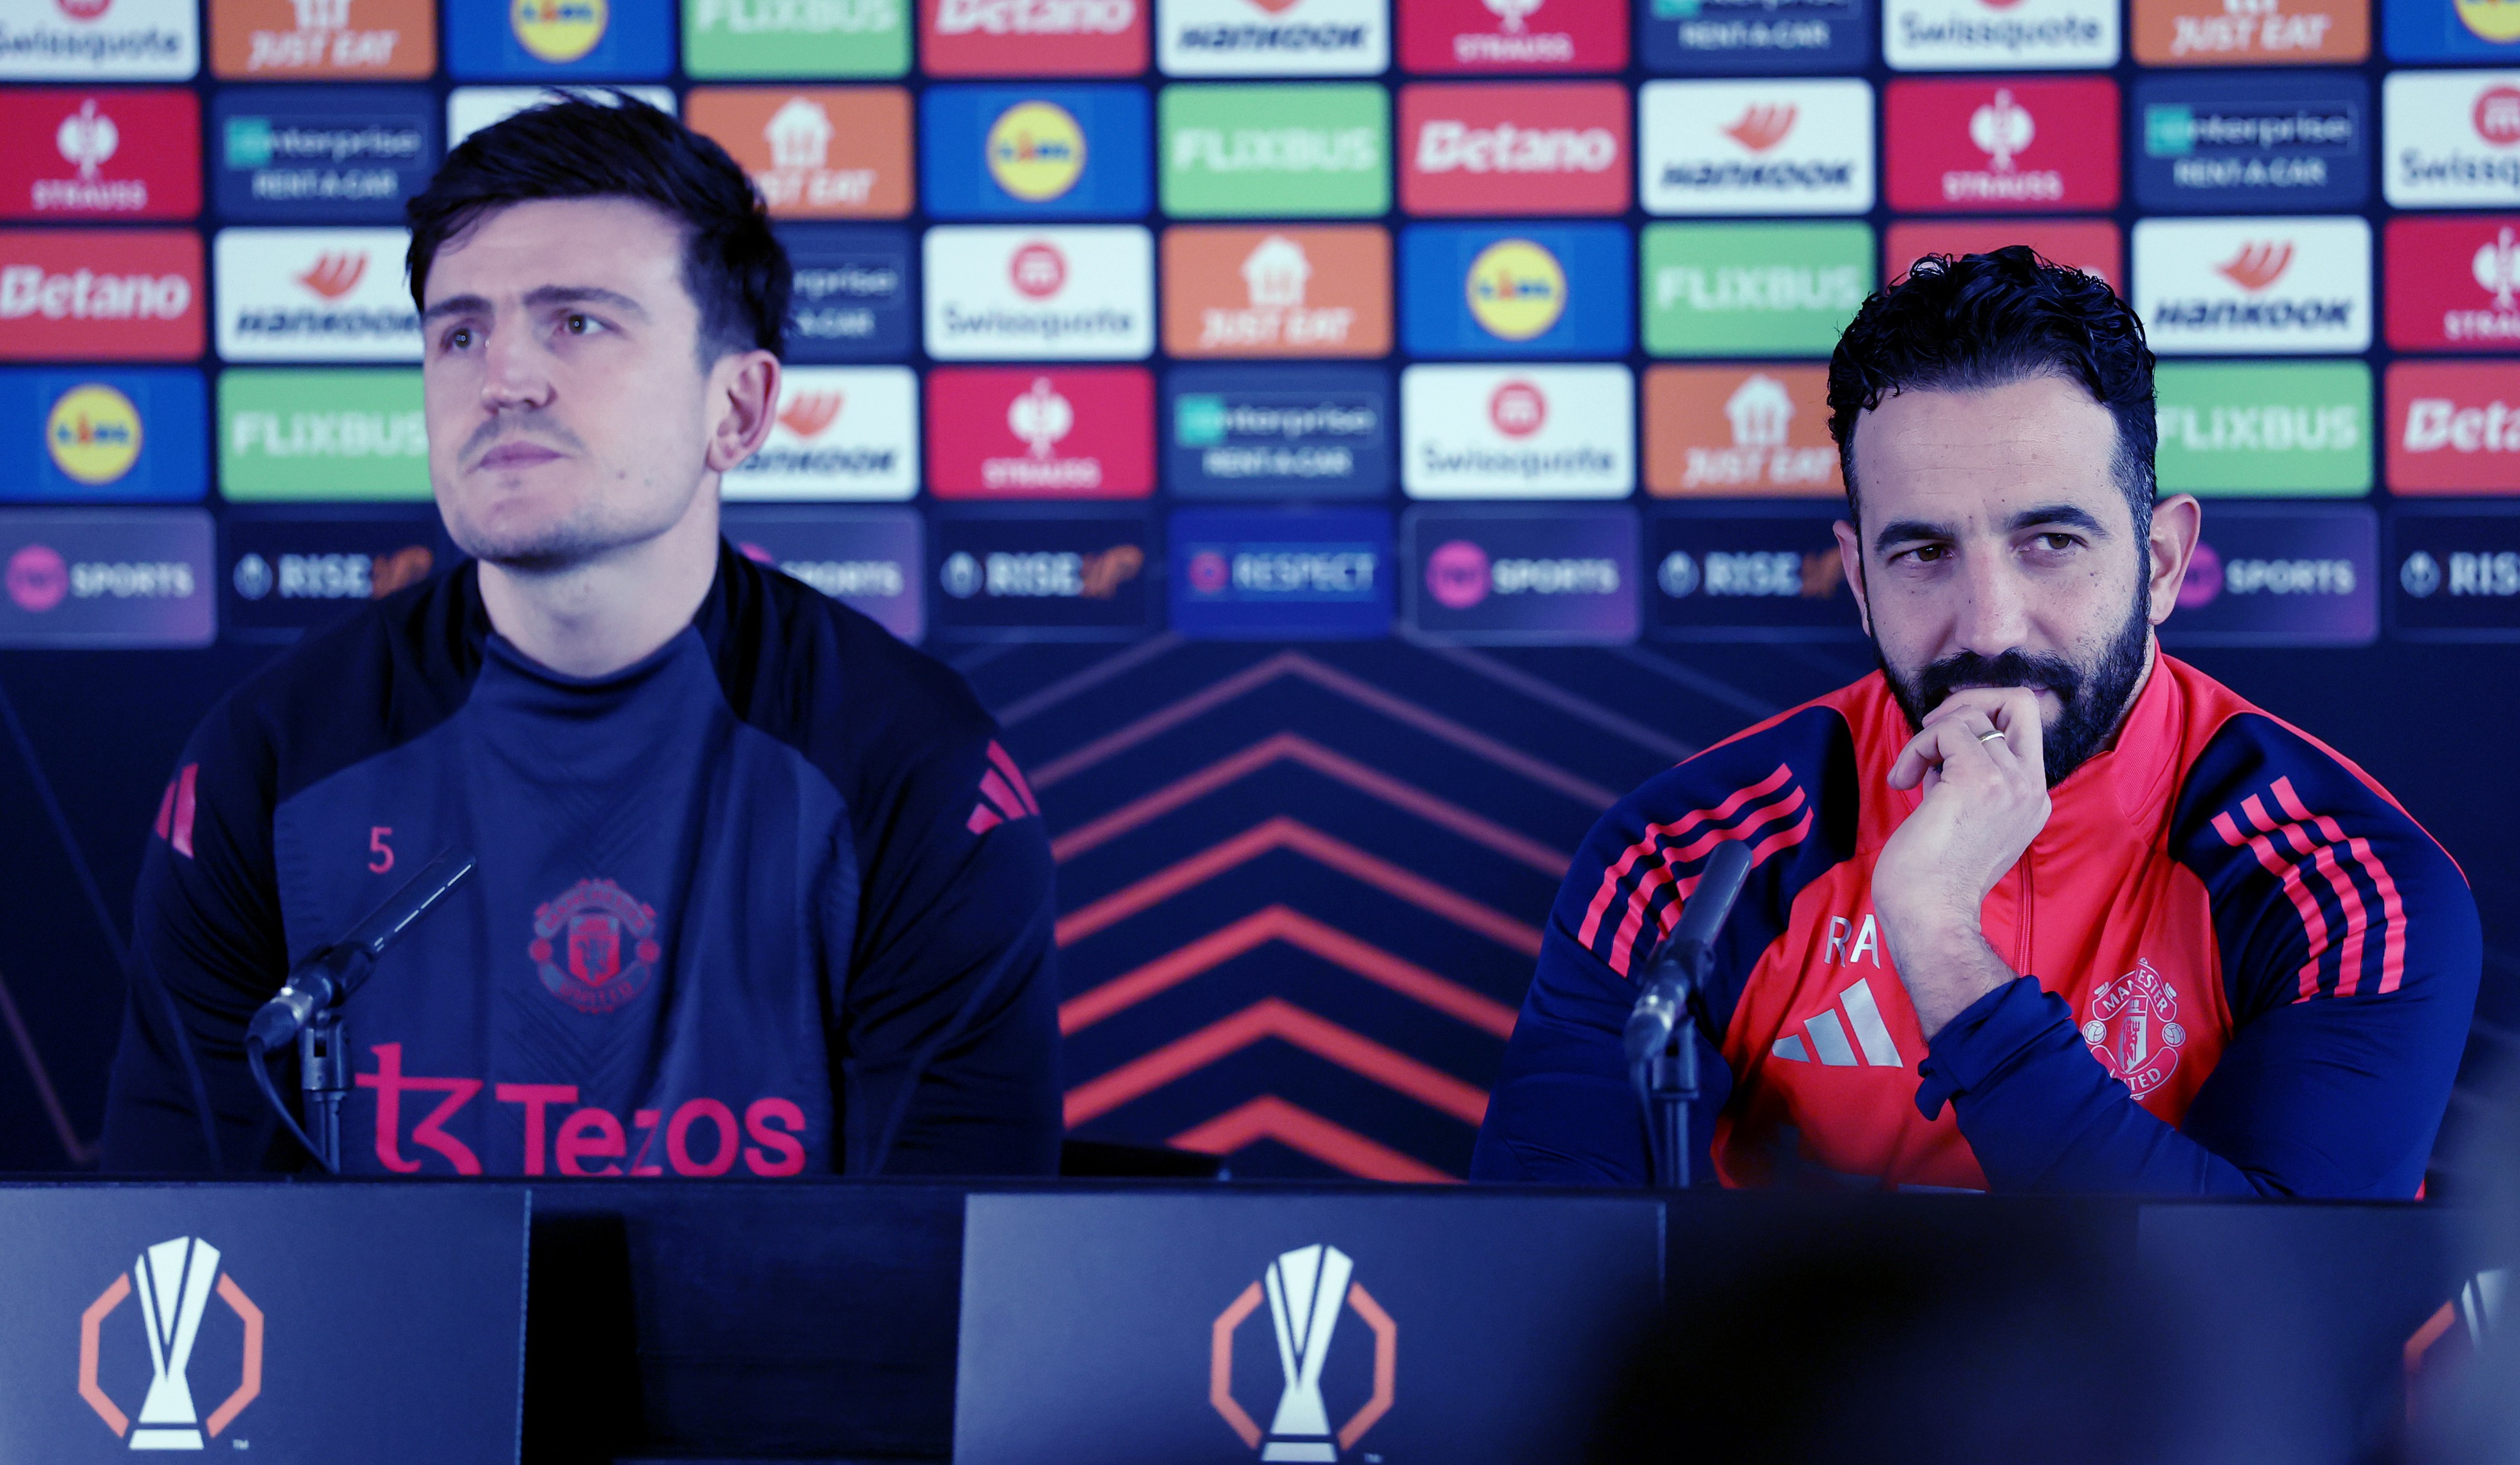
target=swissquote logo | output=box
[79,1236,264,1449]
[2385,71,2520,208]
[0,0,198,79]
[1211,1244,1396,1462]
[2082,959,2186,1098]
[1400,362,1632,498]
[1157,0,1390,74]
[213,226,421,361]
[2133,215,2370,354]
[1639,79,1875,215]
[922,225,1154,359]
[1884,0,2118,69]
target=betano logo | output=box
[1722,101,1796,152]
[79,1236,264,1450]
[1211,1244,1396,1462]
[512,0,608,60]
[46,381,142,485]
[1463,237,1565,340]
[987,101,1087,201]
[2216,240,2293,292]
[937,0,1135,32]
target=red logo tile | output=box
[1397,0,1627,74]
[920,0,1148,76]
[1397,81,1629,216]
[0,229,203,361]
[926,367,1154,498]
[2385,215,2520,353]
[0,89,199,223]
[1884,78,2119,215]
[2387,360,2520,495]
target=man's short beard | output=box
[1877,591,2153,788]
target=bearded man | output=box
[1472,248,2480,1195]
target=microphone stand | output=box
[298,1006,350,1174]
[1624,838,1754,1192]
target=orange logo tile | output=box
[1645,364,1843,498]
[1161,226,1390,359]
[685,88,914,221]
[2131,0,2366,64]
[211,0,437,79]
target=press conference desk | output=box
[0,1177,2494,1464]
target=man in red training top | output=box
[1472,247,2480,1194]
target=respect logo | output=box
[2133,216,2370,355]
[1399,81,1629,216]
[689,88,912,218]
[1884,77,2118,214]
[0,88,200,222]
[1640,78,1875,215]
[1160,83,1389,218]
[1162,225,1389,356]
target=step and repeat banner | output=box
[3,0,2520,649]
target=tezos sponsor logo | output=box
[2386,71,2520,208]
[1640,79,1875,215]
[214,227,419,361]
[1402,363,1631,498]
[1885,77,2118,212]
[2133,216,2370,355]
[727,366,919,499]
[1400,81,1629,216]
[1884,0,2118,70]
[1157,0,1389,76]
[924,225,1152,360]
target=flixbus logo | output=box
[1211,1244,1397,1462]
[79,1236,265,1449]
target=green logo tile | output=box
[1159,84,1389,219]
[219,369,433,503]
[684,0,909,79]
[1642,222,1874,358]
[2155,362,2371,496]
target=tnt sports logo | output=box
[1463,238,1564,341]
[47,382,142,485]
[987,102,1087,202]
[1425,538,1492,607]
[2082,958,2185,1098]
[7,542,69,611]
[512,0,608,60]
[529,877,663,1015]
[1211,1244,1395,1462]
[79,1236,264,1449]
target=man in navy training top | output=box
[1470,248,2479,1196]
[102,96,1062,1178]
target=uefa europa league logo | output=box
[1211,1245,1397,1462]
[79,1236,264,1450]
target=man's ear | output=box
[704,349,781,476]
[2145,494,2202,627]
[1833,516,1872,637]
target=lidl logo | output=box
[2132,74,2368,214]
[685,0,907,77]
[1644,365,1841,497]
[1642,220,1872,358]
[688,88,913,219]
[1885,0,2118,69]
[2385,71,2520,208]
[1884,218,2120,285]
[2153,361,2371,495]
[1157,0,1390,75]
[1884,77,2117,214]
[0,0,197,78]
[1399,0,1628,71]
[987,100,1088,200]
[1162,225,1390,356]
[1640,78,1874,215]
[1398,80,1630,216]
[45,382,140,484]
[1401,362,1632,498]
[2386,360,2520,494]
[2386,215,2520,350]
[1159,83,1389,217]
[2162,503,2374,647]
[0,87,200,222]
[1404,504,1638,641]
[210,0,437,78]
[218,367,431,501]
[922,0,1145,74]
[2133,0,2364,61]
[2,369,203,502]
[1402,222,1629,357]
[1641,0,1870,72]
[512,0,606,60]
[923,224,1154,359]
[1166,363,1390,497]
[0,226,202,362]
[925,365,1154,497]
[922,84,1150,218]
[2381,0,2520,62]
[725,365,919,499]
[2132,215,2370,355]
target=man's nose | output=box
[478,320,554,413]
[1951,547,2032,655]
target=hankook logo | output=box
[1211,1244,1395,1462]
[79,1236,264,1449]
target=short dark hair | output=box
[405,92,788,363]
[1826,246,2156,539]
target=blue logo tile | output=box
[210,86,437,225]
[1641,0,1873,72]
[920,86,1152,221]
[1400,224,1633,360]
[1169,507,1392,639]
[779,225,918,363]
[0,370,206,505]
[1164,364,1392,499]
[2132,72,2370,213]
[445,0,675,80]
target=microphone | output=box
[1622,838,1753,1069]
[245,849,476,1051]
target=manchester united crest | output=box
[528,879,663,1015]
[2082,958,2187,1098]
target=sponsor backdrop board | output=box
[0,1185,525,1462]
[958,1191,1662,1465]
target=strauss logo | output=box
[1969,89,2034,172]
[1482,0,1543,30]
[1721,103,1797,153]
[2214,241,2293,293]
[295,251,369,300]
[1008,377,1075,459]
[2476,226,2520,309]
[777,391,844,438]
[55,98,118,178]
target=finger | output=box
[1920,685,2021,730]
[1993,685,2047,785]
[1890,714,1997,789]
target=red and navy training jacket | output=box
[101,543,1061,1178]
[1470,656,2480,1195]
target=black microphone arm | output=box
[1624,838,1753,1190]
[245,848,476,1051]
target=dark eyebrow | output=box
[1872,518,1952,556]
[417,286,650,326]
[2007,503,2110,537]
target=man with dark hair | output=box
[1474,248,2479,1194]
[101,95,1063,1178]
